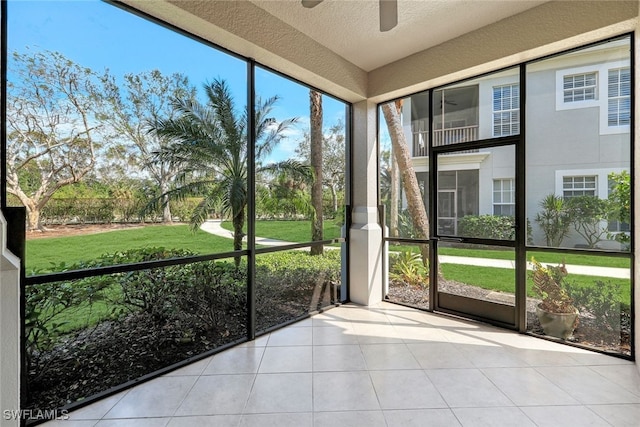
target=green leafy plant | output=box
[389,250,428,289]
[566,280,625,332]
[396,209,430,241]
[530,257,576,314]
[535,194,572,247]
[608,170,631,246]
[24,275,113,382]
[176,261,247,335]
[113,248,197,322]
[458,215,533,243]
[256,250,342,315]
[566,195,610,248]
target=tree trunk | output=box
[330,183,338,216]
[232,207,245,267]
[310,90,324,255]
[27,207,42,232]
[390,153,399,237]
[381,101,430,265]
[161,181,172,223]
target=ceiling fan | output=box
[302,0,398,32]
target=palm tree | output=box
[149,78,311,257]
[381,100,430,265]
[309,89,323,255]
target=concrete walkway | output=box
[200,220,629,279]
[439,255,630,279]
[200,219,296,247]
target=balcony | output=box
[412,125,479,157]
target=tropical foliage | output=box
[530,258,576,314]
[149,78,312,253]
[535,194,572,247]
[608,170,631,245]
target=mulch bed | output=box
[27,312,247,411]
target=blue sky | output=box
[8,0,348,163]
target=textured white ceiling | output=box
[250,0,547,71]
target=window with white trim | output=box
[608,67,630,126]
[492,84,519,137]
[563,72,597,102]
[562,176,597,198]
[493,178,515,216]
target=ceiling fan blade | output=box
[302,0,324,8]
[379,0,398,32]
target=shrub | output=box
[388,250,428,289]
[608,171,630,245]
[256,249,341,280]
[112,197,147,222]
[25,276,112,358]
[41,198,116,225]
[27,247,197,345]
[104,248,197,322]
[175,261,247,334]
[566,195,609,248]
[26,247,342,373]
[458,215,533,243]
[459,215,515,240]
[566,280,626,332]
[255,250,341,311]
[39,196,197,225]
[170,197,203,222]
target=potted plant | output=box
[530,257,579,339]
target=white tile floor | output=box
[43,302,640,426]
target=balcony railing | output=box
[412,125,479,157]
[412,131,429,157]
[433,125,478,146]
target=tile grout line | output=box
[311,321,316,421]
[239,335,270,420]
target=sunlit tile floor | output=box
[43,302,640,426]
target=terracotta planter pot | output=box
[536,303,579,339]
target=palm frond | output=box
[258,159,313,183]
[189,194,221,232]
[253,94,299,159]
[140,180,214,218]
[256,117,299,159]
[204,79,241,145]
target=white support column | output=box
[349,100,383,306]
[0,211,21,427]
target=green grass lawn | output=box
[26,225,235,272]
[389,243,630,269]
[27,221,629,272]
[441,264,631,305]
[220,219,342,242]
[26,220,343,273]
